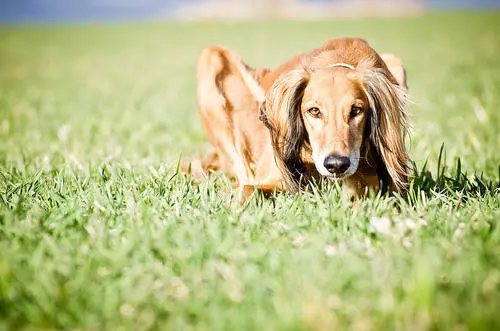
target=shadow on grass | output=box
[179,142,500,208]
[407,144,499,206]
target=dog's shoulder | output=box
[319,38,379,63]
[314,37,391,73]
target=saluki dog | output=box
[187,38,409,198]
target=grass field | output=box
[1,12,500,331]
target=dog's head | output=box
[260,55,409,193]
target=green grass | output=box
[1,12,500,331]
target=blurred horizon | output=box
[1,0,499,24]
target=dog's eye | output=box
[350,106,363,118]
[307,107,321,117]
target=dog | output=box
[185,38,409,198]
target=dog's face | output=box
[262,55,409,193]
[301,68,369,178]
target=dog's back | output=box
[260,38,395,91]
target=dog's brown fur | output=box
[186,38,409,197]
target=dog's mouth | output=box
[318,170,350,180]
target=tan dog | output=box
[187,38,409,198]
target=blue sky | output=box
[0,0,499,23]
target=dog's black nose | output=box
[323,155,351,174]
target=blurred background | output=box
[1,0,499,175]
[1,0,499,23]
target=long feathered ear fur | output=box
[259,68,309,192]
[360,60,410,193]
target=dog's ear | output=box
[360,62,410,193]
[260,68,309,192]
[380,53,408,90]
